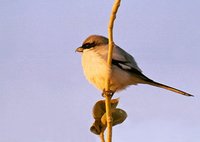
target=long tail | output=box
[146,80,193,97]
[128,67,193,96]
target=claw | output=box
[102,89,115,98]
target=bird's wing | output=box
[111,59,152,82]
[112,45,142,72]
[111,45,153,82]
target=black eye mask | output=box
[82,42,96,49]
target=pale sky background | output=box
[0,0,200,142]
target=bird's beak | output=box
[75,46,84,52]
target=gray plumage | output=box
[76,35,193,97]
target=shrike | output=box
[76,35,193,97]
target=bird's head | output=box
[76,35,108,52]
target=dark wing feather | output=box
[112,59,153,82]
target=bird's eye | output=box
[82,42,96,49]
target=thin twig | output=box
[104,0,121,142]
[100,132,105,142]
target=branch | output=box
[100,132,105,142]
[104,0,121,142]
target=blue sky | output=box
[0,0,200,142]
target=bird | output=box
[76,35,193,97]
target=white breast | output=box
[82,49,110,91]
[81,47,140,92]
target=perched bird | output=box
[76,35,193,97]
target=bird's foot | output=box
[102,89,115,98]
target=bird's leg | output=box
[102,89,115,98]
